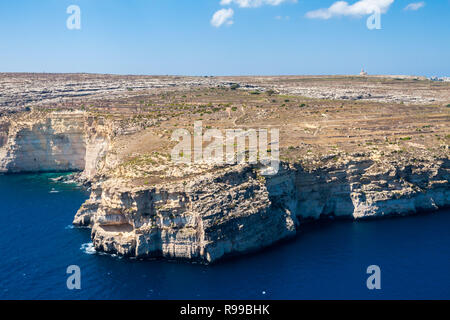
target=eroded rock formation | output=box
[72,157,449,263]
[0,111,111,178]
[0,73,448,264]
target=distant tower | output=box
[360,68,368,76]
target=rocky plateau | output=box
[0,73,448,263]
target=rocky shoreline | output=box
[0,110,448,263]
[0,74,448,264]
[72,158,449,263]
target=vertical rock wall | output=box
[0,111,110,176]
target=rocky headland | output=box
[0,73,448,263]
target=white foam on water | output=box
[80,242,97,255]
[80,243,125,259]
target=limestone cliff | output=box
[1,110,449,264]
[0,111,110,178]
[74,156,449,263]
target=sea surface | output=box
[0,173,449,300]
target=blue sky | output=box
[0,0,448,76]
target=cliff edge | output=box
[0,74,448,263]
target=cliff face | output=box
[74,165,297,262]
[0,111,110,178]
[293,158,449,219]
[1,111,448,264]
[74,156,449,263]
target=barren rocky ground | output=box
[0,73,448,262]
[1,73,449,112]
[1,72,448,186]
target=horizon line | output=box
[0,72,445,78]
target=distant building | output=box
[360,68,368,76]
[429,76,450,82]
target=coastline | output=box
[0,74,448,264]
[1,170,449,299]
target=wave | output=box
[80,242,97,255]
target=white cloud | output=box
[306,0,394,19]
[211,8,234,27]
[220,0,296,8]
[212,0,295,27]
[404,2,425,11]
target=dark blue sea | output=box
[0,173,449,300]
